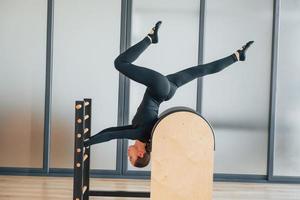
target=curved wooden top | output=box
[150,106,215,150]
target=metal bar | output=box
[43,0,54,174]
[0,168,43,175]
[123,0,132,125]
[269,176,300,184]
[73,101,85,200]
[196,0,206,113]
[83,98,92,200]
[121,0,133,175]
[88,190,150,198]
[214,173,267,183]
[116,0,131,175]
[125,170,151,177]
[48,168,120,176]
[117,0,132,175]
[267,0,280,181]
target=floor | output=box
[0,176,300,200]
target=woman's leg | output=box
[114,37,168,89]
[114,22,170,98]
[166,54,237,87]
[166,41,254,87]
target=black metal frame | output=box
[73,99,91,200]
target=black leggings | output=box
[84,37,237,146]
[114,37,237,99]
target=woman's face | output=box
[127,145,139,166]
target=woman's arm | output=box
[84,125,145,146]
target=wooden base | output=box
[150,108,214,200]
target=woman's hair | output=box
[134,142,152,168]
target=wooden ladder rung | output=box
[83,154,88,161]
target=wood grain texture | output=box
[0,176,300,200]
[150,111,214,200]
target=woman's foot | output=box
[147,21,162,44]
[234,41,254,61]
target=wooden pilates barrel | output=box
[150,107,215,200]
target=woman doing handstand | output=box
[84,21,254,168]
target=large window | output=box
[0,0,47,168]
[50,0,121,170]
[202,0,273,174]
[274,0,300,176]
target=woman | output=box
[84,21,254,168]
